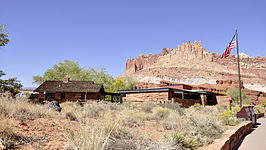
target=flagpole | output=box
[235,29,242,107]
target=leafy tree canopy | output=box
[225,88,250,105]
[0,71,22,93]
[0,25,10,47]
[32,60,135,92]
[111,77,135,92]
[0,25,21,94]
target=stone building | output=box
[34,77,105,102]
[119,87,222,107]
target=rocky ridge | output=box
[124,41,266,94]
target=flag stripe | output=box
[221,34,237,58]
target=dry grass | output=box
[0,94,241,150]
[63,102,238,150]
[0,118,15,148]
[0,93,59,121]
[0,116,31,149]
[0,93,60,149]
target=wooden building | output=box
[34,77,105,102]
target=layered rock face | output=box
[124,41,266,95]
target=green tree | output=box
[225,88,250,105]
[33,60,93,83]
[123,77,135,90]
[0,71,22,93]
[111,77,135,92]
[33,60,136,92]
[0,25,21,94]
[260,100,266,108]
[32,60,115,92]
[0,25,10,47]
[90,69,114,92]
[112,77,125,92]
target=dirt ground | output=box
[10,118,77,150]
[6,118,172,150]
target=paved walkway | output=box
[237,116,266,150]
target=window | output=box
[61,93,65,99]
[45,93,55,99]
[184,93,200,100]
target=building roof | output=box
[34,80,104,93]
[176,89,224,95]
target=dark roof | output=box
[34,81,104,93]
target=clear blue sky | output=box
[1,0,265,88]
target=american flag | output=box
[221,36,237,58]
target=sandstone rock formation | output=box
[124,41,266,103]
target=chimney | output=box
[63,77,70,83]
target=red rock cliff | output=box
[124,41,266,93]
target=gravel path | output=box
[237,116,266,150]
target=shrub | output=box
[152,107,171,120]
[10,103,56,120]
[167,115,223,148]
[193,103,202,107]
[84,103,108,118]
[143,142,182,150]
[108,103,121,111]
[67,111,129,150]
[160,102,184,115]
[186,105,220,119]
[218,107,241,126]
[141,101,156,113]
[0,95,57,120]
[122,102,140,110]
[132,111,151,121]
[61,102,84,121]
[12,108,36,120]
[260,100,266,108]
[67,123,105,150]
[254,105,264,114]
[122,116,143,127]
[106,130,180,150]
[167,132,185,146]
[0,105,8,118]
[215,104,228,112]
[161,117,190,133]
[105,131,154,150]
[0,119,14,139]
[166,132,198,149]
[0,118,27,149]
[65,112,78,121]
[162,121,175,130]
[184,137,199,149]
[190,116,223,145]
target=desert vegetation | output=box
[0,93,246,150]
[225,88,251,105]
[32,60,135,93]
